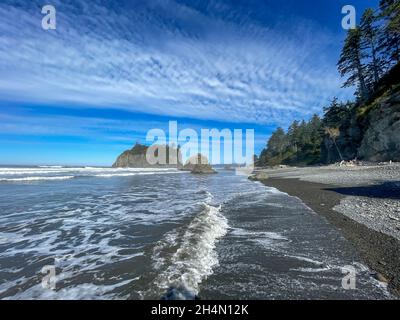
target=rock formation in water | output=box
[181,154,209,171]
[112,143,183,168]
[181,154,217,174]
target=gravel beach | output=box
[252,163,400,296]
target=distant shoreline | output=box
[251,165,400,297]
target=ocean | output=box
[0,166,391,299]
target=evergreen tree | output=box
[309,114,323,149]
[338,28,369,101]
[378,0,400,65]
[258,117,324,166]
[360,8,384,88]
[287,120,300,155]
[323,98,351,128]
[266,127,287,159]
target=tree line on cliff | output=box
[258,0,400,166]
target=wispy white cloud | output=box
[0,0,352,127]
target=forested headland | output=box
[258,0,400,166]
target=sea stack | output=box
[112,143,183,168]
[182,154,217,174]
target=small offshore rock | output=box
[187,154,217,174]
[248,172,269,181]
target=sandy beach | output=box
[251,163,400,296]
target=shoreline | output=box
[254,175,400,297]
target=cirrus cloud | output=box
[0,0,353,127]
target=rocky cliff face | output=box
[113,144,183,168]
[358,91,400,162]
[113,151,154,168]
[321,87,400,163]
[321,118,363,164]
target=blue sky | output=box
[0,0,378,166]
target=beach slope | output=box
[251,164,400,295]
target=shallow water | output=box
[0,167,391,299]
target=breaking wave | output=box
[0,166,183,182]
[0,176,74,182]
[150,193,228,299]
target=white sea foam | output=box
[152,230,180,271]
[39,166,64,168]
[0,166,183,182]
[287,255,325,265]
[0,170,70,175]
[287,256,365,274]
[94,171,183,178]
[0,199,144,299]
[292,267,332,273]
[4,279,132,300]
[0,176,74,182]
[231,228,289,250]
[0,167,177,174]
[151,195,228,298]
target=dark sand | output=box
[258,177,400,296]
